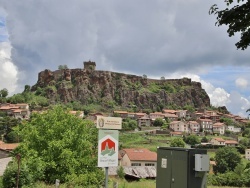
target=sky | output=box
[0,0,249,117]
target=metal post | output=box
[105,167,109,188]
[16,153,21,188]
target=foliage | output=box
[12,106,104,186]
[214,147,241,174]
[0,116,21,143]
[209,0,250,50]
[208,171,245,187]
[161,83,176,93]
[219,117,234,126]
[142,74,147,79]
[147,83,160,93]
[0,88,8,98]
[122,118,137,131]
[6,91,49,108]
[58,65,68,70]
[242,128,250,138]
[170,137,185,147]
[183,105,195,113]
[183,135,200,146]
[201,136,209,143]
[153,118,165,127]
[3,160,33,188]
[117,166,125,179]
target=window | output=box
[145,163,155,166]
[132,163,141,166]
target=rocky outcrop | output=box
[31,62,210,110]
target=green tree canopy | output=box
[214,147,241,174]
[170,137,185,147]
[11,106,104,186]
[0,88,8,98]
[153,118,165,127]
[209,0,250,50]
[183,135,200,146]
[242,128,250,138]
[58,65,68,70]
[201,136,209,143]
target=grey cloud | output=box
[1,0,250,89]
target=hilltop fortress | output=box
[31,61,210,110]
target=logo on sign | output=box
[98,118,105,128]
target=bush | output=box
[117,166,125,179]
[3,160,33,188]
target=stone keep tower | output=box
[84,60,96,71]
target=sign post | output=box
[96,116,122,188]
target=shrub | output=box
[3,160,33,188]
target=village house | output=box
[225,140,238,147]
[119,148,157,167]
[175,110,186,119]
[193,112,204,119]
[113,111,128,119]
[169,121,189,133]
[213,122,226,135]
[163,113,178,122]
[149,112,165,120]
[227,126,241,133]
[127,112,136,119]
[170,132,183,137]
[188,121,200,133]
[162,109,176,114]
[0,103,30,119]
[86,112,103,121]
[197,118,213,133]
[210,137,225,146]
[246,149,250,160]
[137,117,151,127]
[135,112,147,119]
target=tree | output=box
[0,88,8,98]
[170,137,185,147]
[214,147,241,174]
[23,85,31,93]
[242,128,250,138]
[153,118,165,127]
[183,135,200,146]
[11,106,104,186]
[201,136,208,143]
[58,65,68,70]
[220,117,234,126]
[122,118,137,131]
[209,0,250,50]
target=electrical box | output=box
[195,154,209,172]
[156,147,208,188]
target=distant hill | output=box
[30,61,210,112]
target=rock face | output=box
[31,61,210,110]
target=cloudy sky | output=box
[0,0,249,117]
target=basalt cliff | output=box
[31,61,210,111]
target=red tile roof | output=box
[122,148,157,161]
[162,109,176,114]
[213,137,225,142]
[225,140,238,144]
[114,111,128,114]
[0,143,19,151]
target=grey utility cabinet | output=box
[156,147,209,188]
